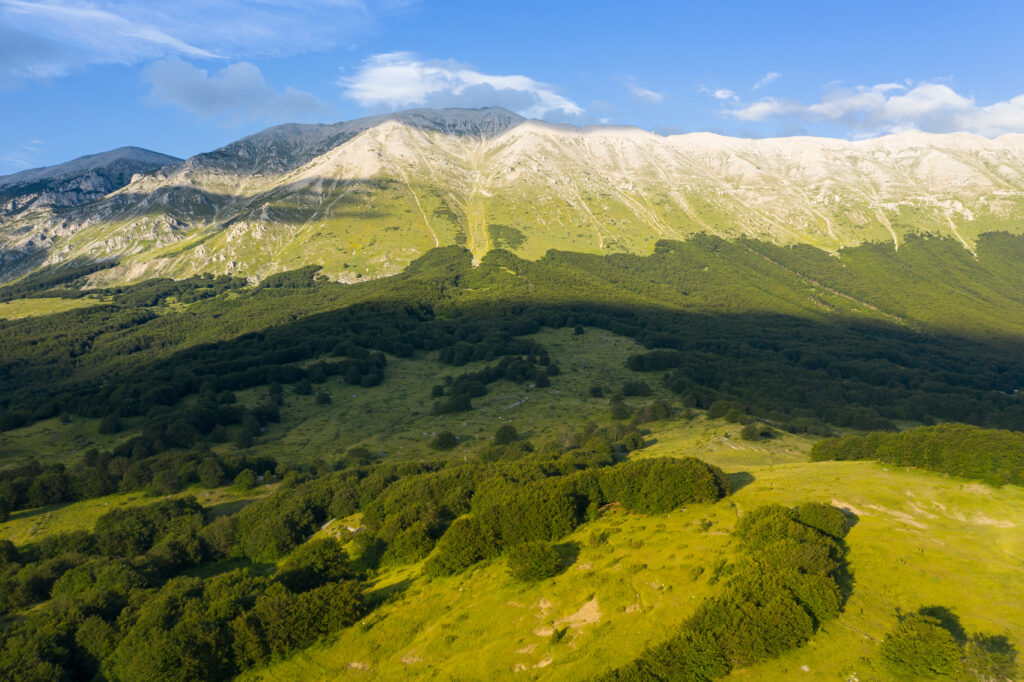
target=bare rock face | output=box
[3,107,1024,285]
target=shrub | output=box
[507,541,562,582]
[493,424,518,445]
[431,431,458,450]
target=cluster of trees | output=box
[810,423,1024,486]
[432,354,558,413]
[424,456,729,578]
[0,417,720,680]
[0,509,364,681]
[879,606,1018,680]
[603,502,852,681]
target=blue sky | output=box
[3,0,1024,174]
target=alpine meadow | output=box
[2,3,1024,681]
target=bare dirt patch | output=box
[555,598,601,628]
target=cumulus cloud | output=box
[753,72,781,90]
[340,52,582,119]
[726,80,1024,136]
[144,57,333,123]
[0,0,415,83]
[625,78,663,103]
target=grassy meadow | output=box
[240,452,1023,681]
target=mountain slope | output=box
[0,147,181,216]
[3,108,1024,284]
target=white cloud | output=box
[625,78,663,103]
[0,0,416,83]
[753,72,781,90]
[727,80,1024,136]
[700,85,738,101]
[144,57,333,123]
[340,52,582,119]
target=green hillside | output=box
[1,234,1023,681]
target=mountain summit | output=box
[2,108,1024,284]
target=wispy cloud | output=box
[625,78,663,103]
[753,71,781,90]
[341,52,582,119]
[700,85,738,101]
[144,57,333,124]
[1,137,46,171]
[726,80,1024,136]
[0,1,416,84]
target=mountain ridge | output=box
[3,107,1024,285]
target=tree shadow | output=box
[365,577,415,608]
[554,541,581,574]
[727,471,755,493]
[919,605,968,644]
[7,501,76,522]
[204,497,259,519]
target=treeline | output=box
[810,423,1024,486]
[603,502,852,681]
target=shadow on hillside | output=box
[835,505,860,530]
[365,577,415,609]
[555,541,581,574]
[7,501,75,523]
[205,497,261,519]
[727,471,755,493]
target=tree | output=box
[431,431,458,450]
[879,613,965,679]
[493,424,518,445]
[315,391,331,405]
[795,502,849,539]
[234,469,257,491]
[589,384,605,398]
[198,458,225,488]
[507,541,562,582]
[276,537,352,592]
[294,379,313,396]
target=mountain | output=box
[3,107,1024,284]
[0,147,181,216]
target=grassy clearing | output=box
[0,484,275,546]
[0,297,104,319]
[242,454,1024,681]
[233,327,671,463]
[0,415,139,466]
